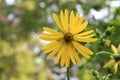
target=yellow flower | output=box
[104,40,111,47]
[111,44,120,73]
[40,9,98,67]
[104,44,120,74]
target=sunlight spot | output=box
[35,57,42,64]
[90,8,108,20]
[39,2,46,8]
[34,46,41,54]
[110,1,120,7]
[7,13,15,20]
[76,4,84,16]
[5,0,15,5]
[47,14,53,23]
[51,3,59,12]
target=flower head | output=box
[104,40,111,47]
[104,44,120,74]
[40,9,97,67]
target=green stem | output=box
[96,51,112,56]
[67,67,70,80]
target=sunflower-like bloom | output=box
[40,9,98,67]
[104,44,120,74]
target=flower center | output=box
[64,33,73,42]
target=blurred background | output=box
[0,0,120,80]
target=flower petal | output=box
[43,27,63,35]
[65,48,70,67]
[47,40,63,59]
[76,30,94,36]
[64,9,68,32]
[70,13,80,34]
[40,33,63,41]
[60,10,68,33]
[114,63,118,74]
[72,41,93,59]
[69,43,76,65]
[73,48,81,64]
[61,43,69,67]
[74,13,80,25]
[118,44,120,53]
[52,13,64,32]
[42,41,59,54]
[74,35,98,42]
[70,10,75,33]
[76,21,88,33]
[72,16,84,34]
[75,34,96,38]
[54,41,66,64]
[65,57,70,67]
[111,45,118,54]
[73,20,88,35]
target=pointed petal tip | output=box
[111,45,118,54]
[46,56,50,59]
[61,64,64,67]
[66,65,69,68]
[77,61,81,64]
[47,56,51,59]
[70,10,74,15]
[71,10,74,13]
[54,60,58,64]
[52,13,57,18]
[95,38,98,41]
[43,27,48,30]
[89,52,94,55]
[60,10,63,14]
[65,9,68,11]
[73,62,76,66]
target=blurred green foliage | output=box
[0,0,120,80]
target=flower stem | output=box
[67,67,70,80]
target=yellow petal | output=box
[69,43,81,65]
[76,30,94,36]
[73,35,98,42]
[54,42,66,64]
[111,45,118,54]
[60,52,66,66]
[64,9,68,32]
[43,27,63,35]
[76,21,88,34]
[60,10,68,33]
[40,33,63,41]
[47,40,63,59]
[73,47,81,64]
[60,10,65,27]
[72,41,93,59]
[70,13,80,34]
[77,16,84,26]
[65,48,70,67]
[42,41,59,53]
[65,56,70,67]
[74,13,80,25]
[72,16,84,34]
[61,43,69,67]
[118,44,120,53]
[70,10,75,33]
[109,58,115,64]
[52,13,64,32]
[114,63,118,74]
[69,43,76,65]
[75,34,96,38]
